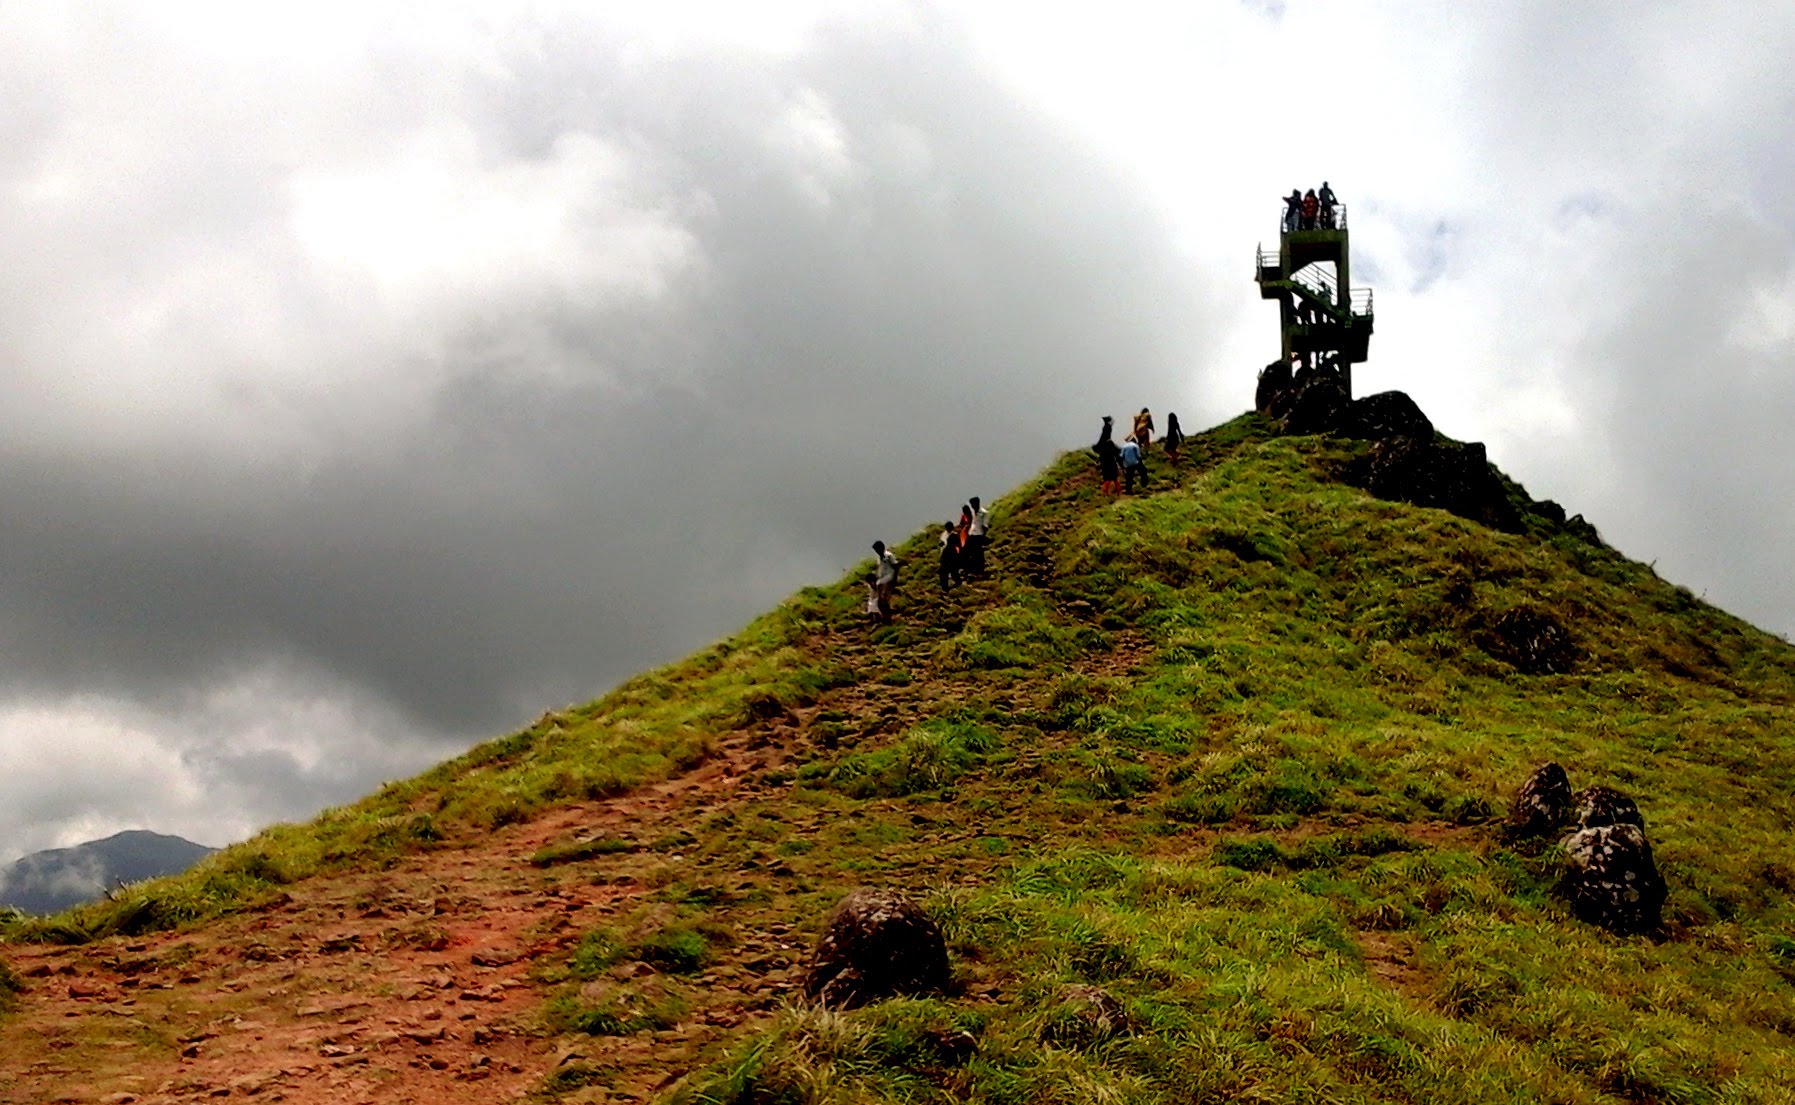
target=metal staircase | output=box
[1256,201,1374,394]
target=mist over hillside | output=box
[0,830,215,916]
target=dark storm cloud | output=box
[10,2,1795,865]
[0,9,1214,859]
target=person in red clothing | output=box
[1300,189,1319,230]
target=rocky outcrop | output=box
[802,889,949,1008]
[1575,786,1645,831]
[1279,372,1353,435]
[1339,391,1434,442]
[1560,823,1667,936]
[1254,367,1597,541]
[1255,360,1293,417]
[1509,762,1574,837]
[1478,607,1578,675]
[1345,436,1522,533]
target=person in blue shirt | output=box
[1121,436,1149,493]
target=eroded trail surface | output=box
[1,458,1220,1105]
[0,745,791,1105]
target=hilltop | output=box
[3,410,1794,1105]
[0,832,216,917]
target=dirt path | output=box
[0,739,793,1105]
[0,454,1226,1104]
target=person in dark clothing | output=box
[1093,435,1121,494]
[1300,189,1319,230]
[1163,412,1185,466]
[938,522,962,591]
[1284,189,1302,233]
[1097,414,1114,444]
[1318,181,1337,228]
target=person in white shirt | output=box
[871,540,899,623]
[966,496,990,576]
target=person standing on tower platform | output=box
[1318,181,1337,228]
[1284,189,1302,233]
[1300,189,1319,230]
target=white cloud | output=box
[2,0,1794,863]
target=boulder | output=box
[1277,370,1352,435]
[1560,823,1667,936]
[1346,436,1522,533]
[1478,607,1577,675]
[1564,513,1605,546]
[802,889,949,1009]
[1255,361,1293,417]
[1574,785,1644,831]
[1339,391,1434,442]
[1044,984,1133,1046]
[1509,762,1573,837]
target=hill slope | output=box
[0,831,216,916]
[4,413,1794,1105]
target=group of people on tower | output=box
[1283,182,1338,232]
[1091,408,1184,495]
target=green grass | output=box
[0,956,21,1014]
[11,411,1795,1104]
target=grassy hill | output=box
[4,412,1794,1105]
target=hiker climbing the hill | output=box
[1284,189,1302,233]
[1300,189,1319,230]
[871,540,899,624]
[863,574,880,623]
[1093,433,1121,494]
[1121,435,1149,493]
[1097,414,1115,445]
[958,504,974,552]
[1133,407,1155,455]
[1163,412,1185,466]
[938,522,963,591]
[1318,181,1337,228]
[967,496,989,576]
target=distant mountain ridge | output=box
[0,830,215,915]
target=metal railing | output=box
[1275,201,1346,232]
[1256,241,1374,319]
[1276,260,1374,319]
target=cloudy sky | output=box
[3,1,1793,864]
